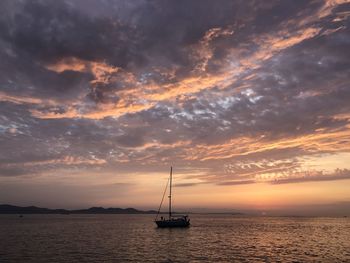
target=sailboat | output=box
[154,167,190,228]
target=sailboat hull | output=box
[155,219,190,228]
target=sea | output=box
[0,214,349,262]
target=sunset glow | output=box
[0,0,350,215]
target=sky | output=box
[0,0,350,215]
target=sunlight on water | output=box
[1,214,349,262]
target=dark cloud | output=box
[0,0,328,104]
[174,182,201,188]
[0,1,138,65]
[216,180,256,186]
[0,0,349,193]
[0,166,28,177]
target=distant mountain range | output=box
[0,204,158,214]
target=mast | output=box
[169,166,172,219]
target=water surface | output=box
[1,214,349,262]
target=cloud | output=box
[174,182,203,188]
[0,0,349,191]
[270,168,350,184]
[216,180,256,186]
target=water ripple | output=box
[0,215,349,262]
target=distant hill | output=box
[0,204,157,214]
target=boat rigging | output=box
[154,167,190,228]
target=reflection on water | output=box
[1,214,349,262]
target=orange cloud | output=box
[1,156,106,168]
[8,0,346,123]
[0,91,57,106]
[190,128,350,162]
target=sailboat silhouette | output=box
[154,167,190,228]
